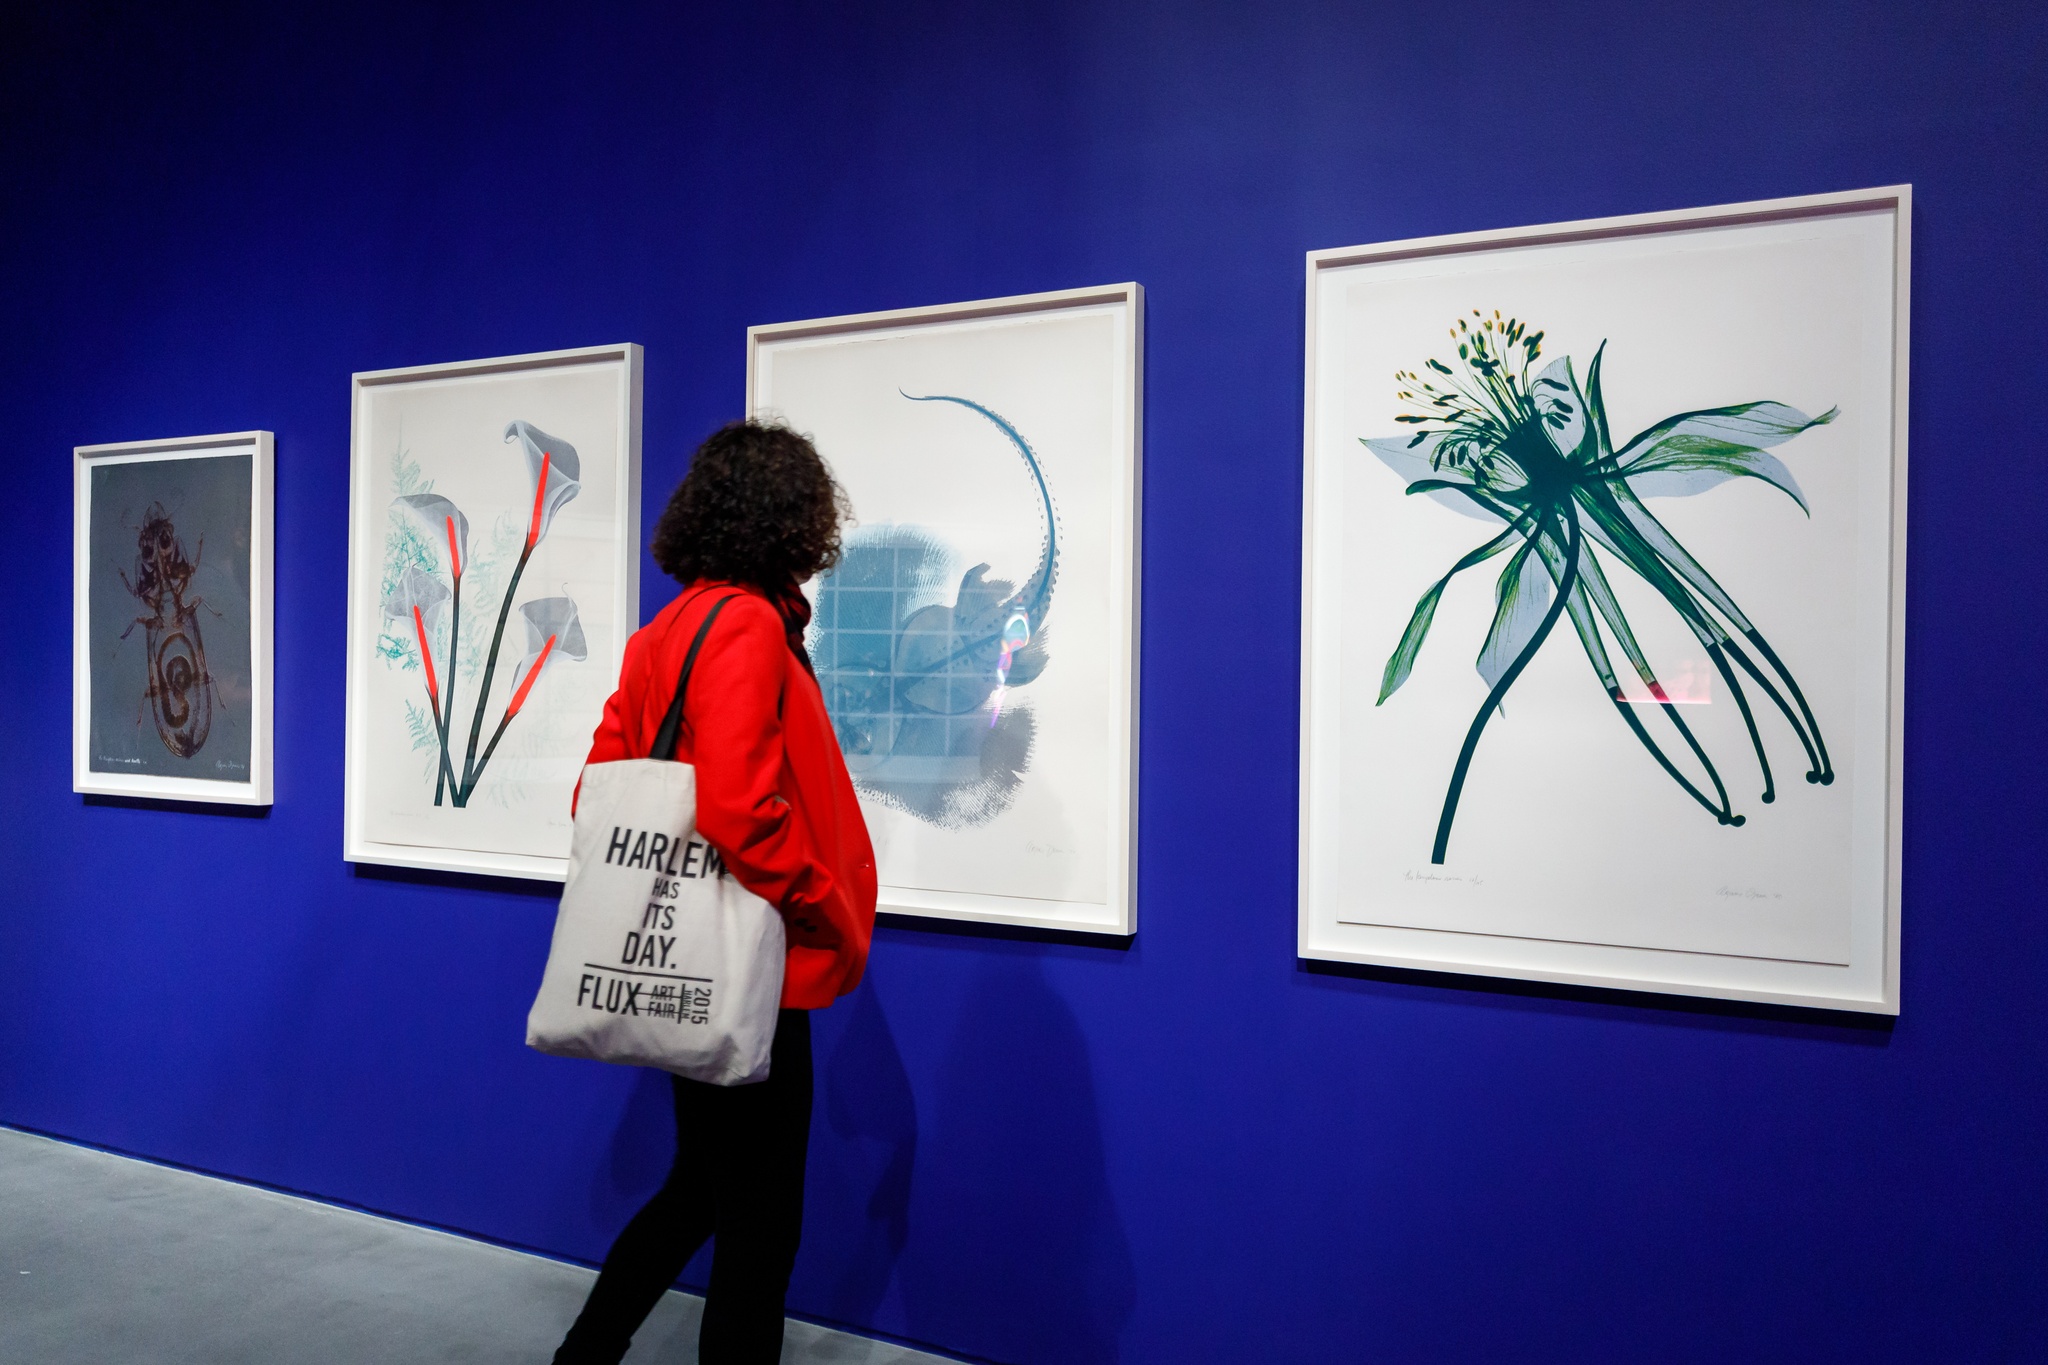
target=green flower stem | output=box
[1705,642,1776,803]
[1720,637,1824,781]
[1648,692,1735,820]
[1432,509,1583,865]
[469,709,517,792]
[434,572,462,806]
[1563,565,1746,822]
[1601,689,1743,824]
[421,674,460,802]
[459,545,532,801]
[1597,549,1806,803]
[1744,630,1834,783]
[1556,538,1757,808]
[1591,485,1831,782]
[1571,487,1794,801]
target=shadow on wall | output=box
[596,1067,677,1236]
[585,952,1135,1364]
[816,982,920,1323]
[897,953,1137,1365]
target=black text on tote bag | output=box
[526,595,786,1085]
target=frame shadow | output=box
[1300,955,1896,1044]
[82,792,271,819]
[349,859,564,900]
[875,911,1134,952]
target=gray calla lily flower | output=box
[382,565,450,635]
[504,421,582,550]
[392,494,472,576]
[506,595,588,714]
[382,566,451,694]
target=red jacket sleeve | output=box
[684,598,852,952]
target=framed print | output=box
[1300,187,1910,1012]
[750,283,1143,935]
[74,430,274,805]
[344,344,642,881]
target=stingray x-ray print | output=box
[751,285,1143,935]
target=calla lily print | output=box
[380,420,585,807]
[1365,311,1836,864]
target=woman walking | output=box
[553,420,876,1365]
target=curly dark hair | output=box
[650,420,849,588]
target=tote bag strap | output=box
[649,593,742,761]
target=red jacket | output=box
[581,581,876,1009]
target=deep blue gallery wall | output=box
[4,3,2045,1361]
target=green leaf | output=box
[1402,478,1487,497]
[1531,357,1587,460]
[1567,540,1660,681]
[1561,578,1618,688]
[1535,525,1693,690]
[1613,402,1835,511]
[1607,481,1759,634]
[1526,525,1619,689]
[1583,342,1615,460]
[1475,539,1554,691]
[1622,444,1812,512]
[1378,528,1519,703]
[1362,435,1505,524]
[1573,484,1728,637]
[1616,400,1834,460]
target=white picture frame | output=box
[344,344,643,881]
[74,430,276,805]
[750,284,1143,935]
[1300,188,1910,1012]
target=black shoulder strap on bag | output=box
[649,594,741,761]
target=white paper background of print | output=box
[357,365,624,861]
[755,306,1125,915]
[1307,212,1895,966]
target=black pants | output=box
[554,1009,812,1365]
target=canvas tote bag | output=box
[526,594,787,1085]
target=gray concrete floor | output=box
[0,1125,953,1364]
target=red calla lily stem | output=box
[506,635,557,718]
[410,606,438,703]
[411,604,461,800]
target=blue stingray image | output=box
[811,394,1059,829]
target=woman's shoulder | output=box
[639,583,783,653]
